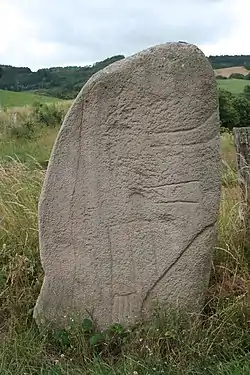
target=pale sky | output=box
[0,0,249,71]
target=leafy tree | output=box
[229,73,245,79]
[234,95,250,127]
[218,89,240,129]
[243,85,250,99]
[219,88,250,129]
[216,75,227,80]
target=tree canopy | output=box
[0,55,125,99]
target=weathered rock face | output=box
[34,42,221,329]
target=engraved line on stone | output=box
[113,292,136,297]
[141,222,216,311]
[70,101,85,309]
[155,201,198,204]
[142,180,199,189]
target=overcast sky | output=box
[0,0,249,71]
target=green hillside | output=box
[0,89,60,108]
[217,79,250,94]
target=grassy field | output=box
[0,89,61,108]
[217,79,250,94]
[0,105,249,374]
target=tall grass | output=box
[0,162,43,326]
[0,102,70,167]
[0,114,249,374]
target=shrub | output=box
[218,89,240,129]
[3,111,37,140]
[1,102,68,141]
[219,88,250,129]
[216,75,228,80]
[32,101,65,127]
[10,118,36,139]
[234,95,250,127]
[243,85,250,99]
[229,73,246,80]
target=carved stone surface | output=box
[34,42,221,329]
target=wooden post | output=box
[233,127,250,226]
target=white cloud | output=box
[0,0,248,70]
[200,0,250,56]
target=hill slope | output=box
[0,89,60,108]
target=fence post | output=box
[233,127,250,226]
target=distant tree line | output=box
[216,73,250,80]
[209,55,250,69]
[0,55,125,99]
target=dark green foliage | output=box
[216,75,228,80]
[82,318,94,334]
[218,89,250,129]
[234,95,250,126]
[219,89,240,129]
[0,55,124,99]
[209,55,250,69]
[243,85,250,99]
[229,73,246,80]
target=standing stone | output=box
[34,42,221,330]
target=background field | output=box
[214,66,250,78]
[0,89,61,108]
[217,78,250,94]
